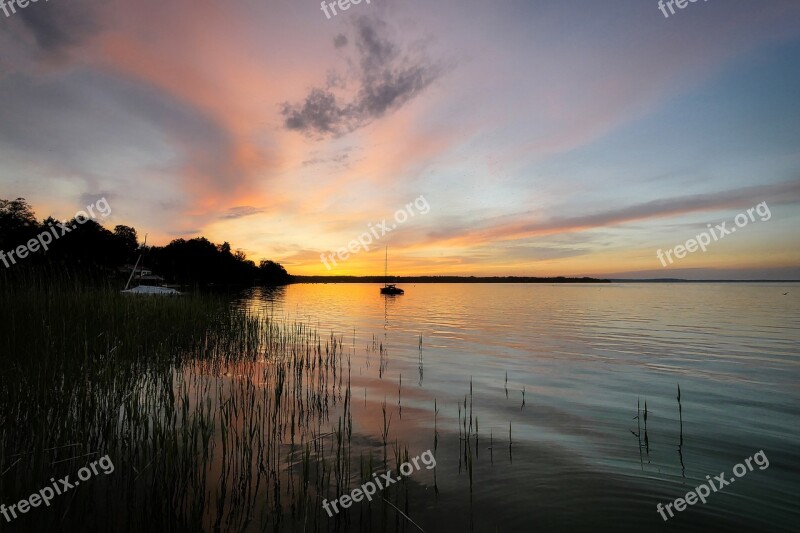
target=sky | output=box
[1,0,799,279]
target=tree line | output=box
[0,198,292,287]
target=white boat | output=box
[121,285,181,296]
[120,235,181,296]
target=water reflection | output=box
[231,282,800,531]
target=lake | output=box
[234,282,800,532]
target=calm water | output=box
[235,283,800,532]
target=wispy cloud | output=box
[220,206,265,220]
[427,180,800,246]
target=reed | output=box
[0,280,372,531]
[381,398,392,447]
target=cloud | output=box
[0,69,241,198]
[79,191,115,209]
[301,152,350,167]
[426,179,800,246]
[281,16,442,138]
[333,34,348,49]
[282,89,348,136]
[16,0,105,59]
[166,229,201,237]
[220,206,265,220]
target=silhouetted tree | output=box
[113,225,138,260]
[259,260,292,285]
[0,198,40,252]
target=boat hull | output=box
[121,286,182,296]
[380,287,404,295]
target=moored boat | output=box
[380,246,404,295]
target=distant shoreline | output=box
[292,276,800,284]
[609,279,800,283]
[294,276,610,283]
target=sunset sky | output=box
[1,0,799,278]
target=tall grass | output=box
[0,279,408,532]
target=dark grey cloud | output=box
[167,229,202,237]
[282,89,349,136]
[17,0,105,58]
[333,34,348,48]
[281,16,442,138]
[79,191,115,209]
[220,206,265,219]
[301,152,350,167]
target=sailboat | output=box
[380,246,404,295]
[121,235,181,296]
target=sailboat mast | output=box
[125,255,141,291]
[384,245,388,286]
[125,234,148,290]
